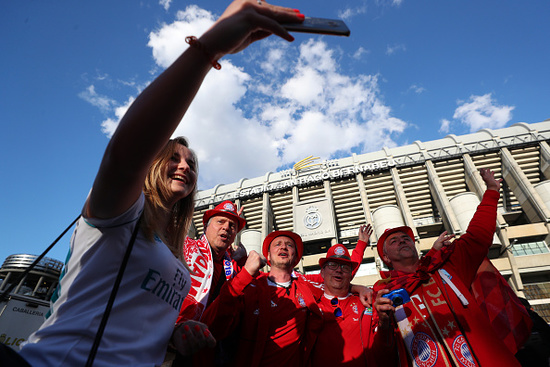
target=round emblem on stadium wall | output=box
[411,332,438,367]
[452,335,475,367]
[303,206,322,229]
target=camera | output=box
[382,288,410,307]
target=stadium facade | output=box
[190,120,550,322]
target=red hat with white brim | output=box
[262,230,303,266]
[203,200,246,232]
[319,244,359,269]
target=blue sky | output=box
[1,0,549,264]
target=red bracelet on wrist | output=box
[185,36,221,70]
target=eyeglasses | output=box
[325,261,352,274]
[330,297,343,317]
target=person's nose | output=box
[178,159,190,173]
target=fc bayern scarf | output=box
[375,244,478,367]
[177,234,236,322]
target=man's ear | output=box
[320,268,326,280]
[382,255,391,267]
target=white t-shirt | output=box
[20,194,191,366]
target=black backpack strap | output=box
[85,213,143,367]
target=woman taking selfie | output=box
[14,1,304,365]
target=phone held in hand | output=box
[283,17,350,37]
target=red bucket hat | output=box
[319,244,359,270]
[376,226,414,264]
[203,200,246,232]
[262,230,303,266]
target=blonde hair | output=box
[142,137,197,268]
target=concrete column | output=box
[540,141,550,180]
[323,180,338,246]
[501,147,550,223]
[355,172,375,243]
[425,160,462,234]
[390,167,418,237]
[261,192,272,240]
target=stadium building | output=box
[190,120,550,322]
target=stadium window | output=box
[511,240,550,257]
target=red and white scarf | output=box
[177,234,236,322]
[375,244,478,367]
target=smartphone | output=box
[283,17,350,37]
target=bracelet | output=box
[185,36,221,70]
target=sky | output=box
[1,0,549,265]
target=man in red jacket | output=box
[172,200,246,366]
[201,230,320,367]
[374,168,524,367]
[178,200,246,323]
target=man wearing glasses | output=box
[310,244,395,367]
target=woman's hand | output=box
[171,320,216,355]
[200,0,304,61]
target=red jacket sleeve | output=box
[351,240,367,276]
[200,269,254,340]
[448,189,500,286]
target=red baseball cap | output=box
[262,230,304,266]
[376,226,414,264]
[319,244,359,270]
[202,201,246,232]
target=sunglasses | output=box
[325,261,352,274]
[330,297,343,317]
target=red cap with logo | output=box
[202,200,246,232]
[319,244,359,269]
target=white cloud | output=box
[90,6,408,190]
[376,0,403,7]
[78,85,116,113]
[386,44,406,55]
[353,46,369,60]
[100,97,134,137]
[453,93,514,132]
[439,118,451,134]
[338,5,367,21]
[159,0,171,11]
[408,84,425,94]
[147,5,216,68]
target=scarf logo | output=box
[411,332,438,367]
[452,335,475,367]
[297,294,306,307]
